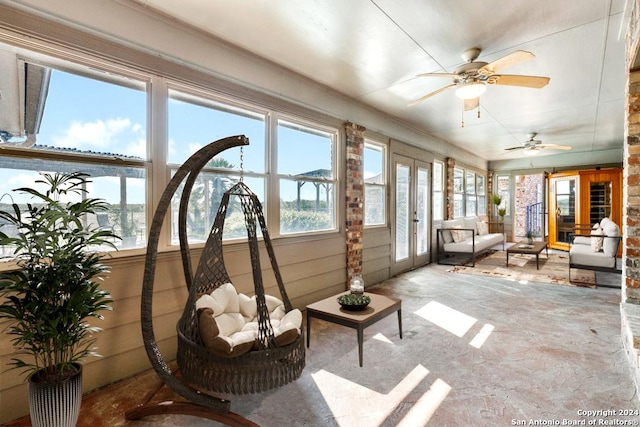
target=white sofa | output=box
[569,217,621,287]
[436,216,504,266]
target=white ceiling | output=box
[134,0,627,163]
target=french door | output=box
[392,154,431,274]
[548,173,579,251]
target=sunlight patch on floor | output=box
[396,378,452,427]
[312,364,446,427]
[415,301,477,337]
[372,332,393,344]
[469,323,495,348]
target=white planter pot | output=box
[28,364,82,427]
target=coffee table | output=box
[506,241,548,270]
[306,291,402,367]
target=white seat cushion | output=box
[570,244,616,269]
[196,283,302,357]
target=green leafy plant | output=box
[498,207,507,222]
[0,172,118,384]
[525,229,535,243]
[337,293,371,306]
[490,193,502,206]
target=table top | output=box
[506,241,547,255]
[306,291,401,322]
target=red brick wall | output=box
[625,69,640,304]
[345,122,365,285]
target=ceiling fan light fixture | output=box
[455,81,486,99]
[523,147,540,156]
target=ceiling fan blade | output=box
[491,74,550,88]
[464,97,479,111]
[408,84,456,106]
[504,146,524,151]
[480,50,535,74]
[416,72,460,79]
[539,144,572,150]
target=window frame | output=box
[0,35,345,255]
[452,166,487,218]
[275,115,339,236]
[363,139,387,227]
[432,160,444,221]
[0,54,151,252]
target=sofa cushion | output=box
[443,232,503,253]
[450,226,468,243]
[477,221,489,236]
[570,244,616,269]
[463,216,479,235]
[573,236,591,245]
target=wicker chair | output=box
[126,135,305,426]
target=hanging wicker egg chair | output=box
[127,135,304,424]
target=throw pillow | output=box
[440,219,459,244]
[590,226,604,252]
[602,221,620,257]
[451,226,467,243]
[477,221,489,236]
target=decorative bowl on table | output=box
[337,293,371,311]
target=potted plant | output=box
[491,193,505,222]
[526,229,535,244]
[498,207,507,223]
[0,172,118,427]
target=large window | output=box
[167,88,267,242]
[0,39,341,252]
[0,59,148,250]
[364,141,386,226]
[277,119,337,234]
[477,175,487,215]
[465,171,477,216]
[453,167,464,218]
[452,166,486,218]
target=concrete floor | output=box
[7,259,639,426]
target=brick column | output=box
[446,158,455,219]
[345,122,365,286]
[627,70,640,304]
[621,4,640,400]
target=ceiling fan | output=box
[408,48,550,109]
[504,133,572,156]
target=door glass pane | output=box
[555,179,576,243]
[590,181,612,224]
[395,163,410,261]
[416,167,429,256]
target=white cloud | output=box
[51,118,136,150]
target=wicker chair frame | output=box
[126,135,304,425]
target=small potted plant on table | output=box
[526,230,535,244]
[0,172,118,427]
